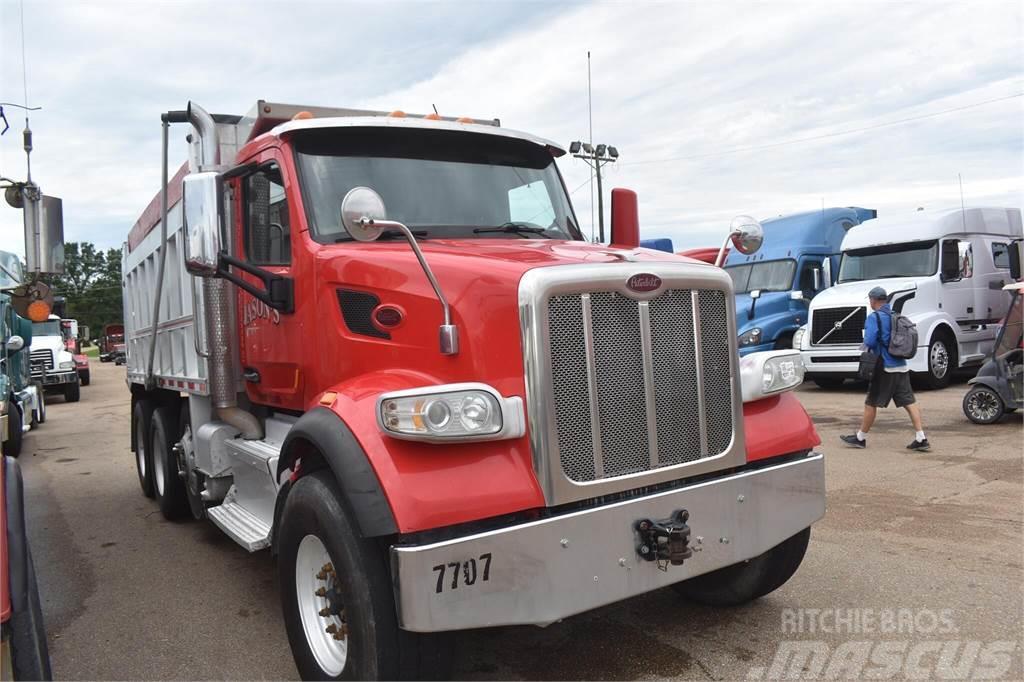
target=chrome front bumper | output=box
[392,452,825,632]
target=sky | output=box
[1,0,1022,257]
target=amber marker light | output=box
[27,300,51,322]
[292,111,314,120]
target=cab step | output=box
[207,501,271,552]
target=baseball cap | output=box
[868,286,888,301]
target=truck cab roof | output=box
[842,207,1023,251]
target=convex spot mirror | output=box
[5,335,25,354]
[341,187,387,242]
[183,171,225,278]
[730,215,764,255]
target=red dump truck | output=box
[122,100,824,679]
[98,324,125,364]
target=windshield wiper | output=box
[473,222,551,238]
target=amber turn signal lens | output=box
[388,110,407,118]
[292,111,314,120]
[27,300,51,322]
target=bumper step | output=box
[207,501,271,552]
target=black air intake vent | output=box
[337,289,390,339]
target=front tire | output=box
[963,385,1005,424]
[64,380,81,403]
[279,470,450,680]
[80,369,90,386]
[813,377,845,390]
[5,402,24,457]
[32,389,45,426]
[672,528,811,607]
[914,332,954,390]
[151,405,190,520]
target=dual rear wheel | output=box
[132,398,189,519]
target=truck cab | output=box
[725,207,875,354]
[797,207,1023,388]
[1,252,45,457]
[123,101,825,679]
[28,315,80,403]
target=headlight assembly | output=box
[59,361,75,370]
[377,383,524,443]
[738,328,763,347]
[739,350,805,402]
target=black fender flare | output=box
[274,407,397,541]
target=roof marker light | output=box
[292,111,314,120]
[455,116,475,124]
[388,110,407,118]
[424,112,442,121]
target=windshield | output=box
[294,128,580,242]
[839,241,938,282]
[996,293,1023,356]
[726,260,796,294]
[33,320,61,336]
[0,251,23,288]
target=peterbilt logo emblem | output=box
[627,273,662,293]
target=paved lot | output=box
[16,361,1023,680]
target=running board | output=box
[207,502,271,552]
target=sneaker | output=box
[907,438,931,451]
[840,434,866,448]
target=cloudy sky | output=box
[1,0,1021,257]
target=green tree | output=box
[47,242,123,338]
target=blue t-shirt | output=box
[864,305,907,370]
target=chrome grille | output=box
[547,288,734,483]
[30,348,53,377]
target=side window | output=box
[958,241,973,279]
[508,181,555,227]
[797,261,818,295]
[992,242,1010,270]
[245,164,291,265]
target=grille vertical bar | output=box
[638,301,660,467]
[691,292,710,456]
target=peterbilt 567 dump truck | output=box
[122,100,825,679]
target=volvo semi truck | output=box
[122,100,825,679]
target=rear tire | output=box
[64,380,81,403]
[151,405,190,520]
[132,399,155,498]
[279,470,451,680]
[813,377,845,390]
[5,402,24,457]
[672,527,811,607]
[963,385,1005,424]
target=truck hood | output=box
[29,335,74,361]
[810,277,922,310]
[735,290,796,334]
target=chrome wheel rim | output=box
[930,341,949,378]
[135,418,147,481]
[296,534,348,675]
[967,389,1000,422]
[153,429,166,496]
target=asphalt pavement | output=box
[16,361,1023,680]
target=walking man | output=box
[841,287,931,451]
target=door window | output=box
[957,241,973,279]
[992,242,1011,270]
[245,164,291,265]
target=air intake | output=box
[337,289,389,339]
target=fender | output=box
[276,407,398,537]
[743,392,821,463]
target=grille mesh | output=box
[548,288,734,483]
[337,289,390,340]
[811,306,865,345]
[30,348,53,378]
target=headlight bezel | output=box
[376,382,525,443]
[59,360,75,370]
[738,328,763,347]
[792,325,807,350]
[739,350,805,402]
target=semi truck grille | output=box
[30,348,54,377]
[547,288,733,482]
[811,306,865,345]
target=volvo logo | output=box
[833,321,843,330]
[627,273,662,293]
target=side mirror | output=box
[812,267,821,291]
[610,188,640,248]
[822,258,833,288]
[183,171,225,277]
[790,291,805,301]
[5,335,25,354]
[716,215,763,266]
[749,289,762,300]
[341,187,387,241]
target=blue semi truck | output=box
[724,207,876,355]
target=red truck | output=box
[98,324,125,364]
[122,100,824,679]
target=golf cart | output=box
[963,280,1023,424]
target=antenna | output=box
[588,51,595,241]
[432,103,439,115]
[20,0,33,182]
[958,173,967,232]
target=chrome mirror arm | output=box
[359,218,459,355]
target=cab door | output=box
[233,152,306,410]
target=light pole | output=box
[569,141,618,243]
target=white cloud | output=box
[1,0,1021,258]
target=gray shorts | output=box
[866,370,916,408]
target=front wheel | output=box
[963,385,1005,424]
[279,471,451,680]
[672,527,811,607]
[32,388,45,426]
[914,333,954,390]
[4,402,24,457]
[64,380,81,403]
[80,370,90,386]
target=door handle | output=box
[243,367,261,383]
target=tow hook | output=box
[634,509,692,571]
